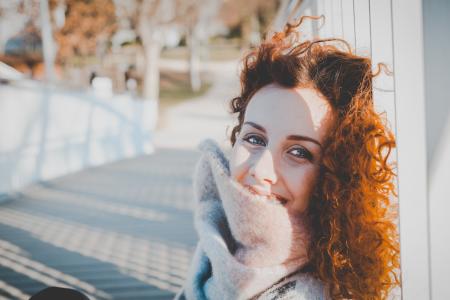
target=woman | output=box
[176,17,400,300]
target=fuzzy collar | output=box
[181,139,311,300]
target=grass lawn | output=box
[161,44,242,61]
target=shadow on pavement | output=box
[0,148,201,299]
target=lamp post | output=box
[39,0,55,83]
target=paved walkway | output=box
[154,60,238,150]
[0,60,240,299]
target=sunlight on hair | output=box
[0,208,192,293]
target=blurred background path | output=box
[0,59,238,299]
[154,60,238,150]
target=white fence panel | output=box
[331,0,343,38]
[353,0,372,56]
[341,0,356,48]
[369,0,395,126]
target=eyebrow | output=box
[243,121,323,148]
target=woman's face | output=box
[230,83,335,214]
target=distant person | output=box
[175,16,400,299]
[124,65,138,92]
[89,71,97,86]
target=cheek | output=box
[230,142,251,182]
[285,166,320,213]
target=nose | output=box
[248,149,278,185]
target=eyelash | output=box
[288,147,313,161]
[242,134,314,161]
[243,134,266,146]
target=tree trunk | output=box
[240,12,260,49]
[188,29,201,92]
[142,40,161,101]
[40,0,55,83]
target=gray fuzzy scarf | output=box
[178,139,311,300]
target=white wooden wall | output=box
[423,0,450,298]
[275,0,434,299]
[290,0,396,124]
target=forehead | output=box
[244,84,334,141]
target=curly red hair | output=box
[229,17,400,299]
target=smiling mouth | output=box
[272,195,288,205]
[245,186,288,205]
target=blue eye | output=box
[243,134,266,146]
[288,147,313,161]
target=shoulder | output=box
[255,272,326,300]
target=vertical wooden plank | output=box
[369,3,401,299]
[392,0,431,298]
[316,0,332,38]
[429,118,450,299]
[331,0,343,38]
[341,0,356,48]
[325,0,334,38]
[353,0,371,56]
[300,2,315,41]
[288,0,317,40]
[424,0,450,298]
[369,0,395,123]
[310,0,320,37]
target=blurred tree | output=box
[219,0,281,48]
[181,0,221,92]
[137,0,176,100]
[114,0,173,100]
[115,0,220,99]
[49,0,117,64]
[17,0,40,20]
